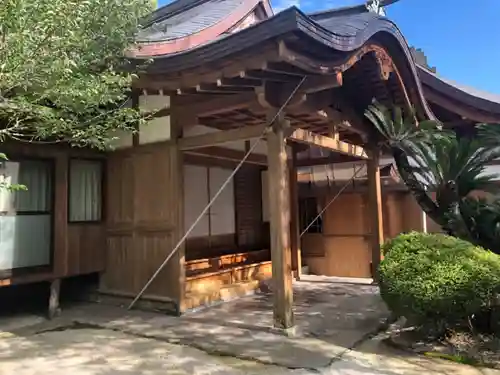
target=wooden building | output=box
[297,159,431,278]
[2,0,500,327]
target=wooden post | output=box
[267,113,294,329]
[53,154,68,277]
[289,144,302,280]
[48,278,61,319]
[171,95,186,315]
[367,146,384,281]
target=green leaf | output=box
[0,0,153,149]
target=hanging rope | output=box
[300,164,365,238]
[128,76,307,310]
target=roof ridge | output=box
[308,0,401,20]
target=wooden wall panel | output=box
[401,194,425,232]
[107,153,134,226]
[323,193,366,236]
[383,192,405,238]
[301,233,325,257]
[234,165,264,250]
[134,150,175,227]
[306,237,372,278]
[67,224,105,276]
[102,143,183,304]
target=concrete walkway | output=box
[1,320,498,375]
[0,279,499,375]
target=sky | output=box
[157,0,500,95]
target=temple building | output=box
[2,0,500,327]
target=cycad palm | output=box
[365,102,500,252]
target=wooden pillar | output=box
[48,278,61,319]
[289,144,302,280]
[171,96,186,315]
[367,146,384,281]
[53,154,68,277]
[267,113,294,329]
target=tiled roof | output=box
[137,0,245,43]
[136,0,500,121]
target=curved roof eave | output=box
[137,6,438,119]
[417,65,500,116]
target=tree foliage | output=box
[365,102,500,253]
[0,0,153,149]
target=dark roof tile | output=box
[138,0,245,43]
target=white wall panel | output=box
[209,167,235,235]
[109,129,133,149]
[183,165,209,238]
[139,95,170,111]
[139,95,171,144]
[139,115,171,144]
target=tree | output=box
[365,102,500,253]
[0,0,153,150]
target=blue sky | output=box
[157,0,500,95]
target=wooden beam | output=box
[295,155,359,167]
[367,146,384,281]
[300,73,343,94]
[331,93,373,136]
[287,91,335,113]
[240,70,302,83]
[179,92,258,117]
[179,124,266,150]
[255,82,306,109]
[262,61,308,76]
[255,76,341,110]
[289,145,302,280]
[288,128,368,159]
[184,146,267,165]
[217,77,262,87]
[267,112,294,330]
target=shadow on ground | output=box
[1,277,494,374]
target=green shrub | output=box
[379,232,500,333]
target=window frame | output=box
[0,155,55,278]
[299,197,323,234]
[67,158,105,224]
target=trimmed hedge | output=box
[379,232,500,332]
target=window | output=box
[0,159,53,271]
[299,197,323,234]
[69,159,103,222]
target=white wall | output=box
[183,164,236,238]
[139,95,171,144]
[209,167,235,235]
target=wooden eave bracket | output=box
[288,128,369,159]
